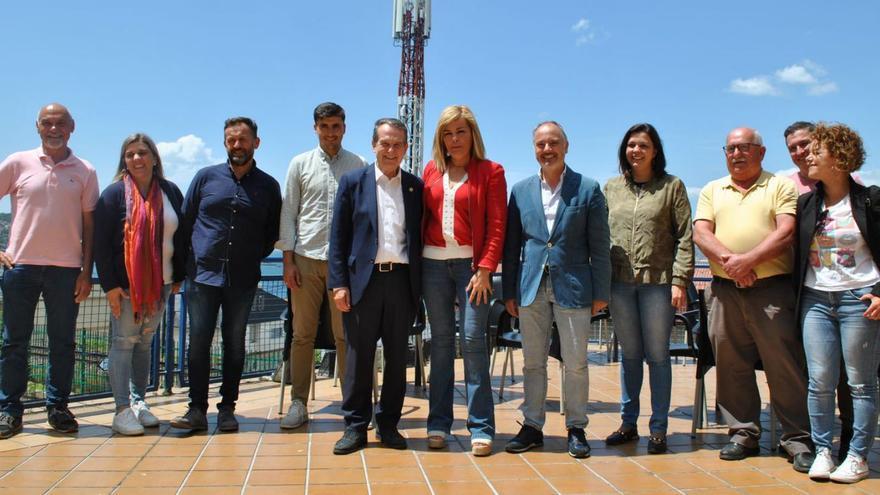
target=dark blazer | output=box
[328,165,423,307]
[502,166,611,308]
[794,179,880,321]
[94,178,187,293]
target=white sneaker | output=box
[830,453,869,483]
[809,447,835,480]
[280,399,308,429]
[131,401,159,427]
[112,408,144,436]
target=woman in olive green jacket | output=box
[603,123,694,454]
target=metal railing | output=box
[2,259,288,409]
[5,260,712,408]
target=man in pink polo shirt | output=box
[0,103,99,439]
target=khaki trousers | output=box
[289,254,345,403]
[709,275,812,455]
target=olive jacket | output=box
[604,174,694,287]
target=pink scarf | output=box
[123,175,164,323]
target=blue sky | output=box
[2,1,878,212]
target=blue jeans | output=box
[185,281,257,412]
[609,282,673,435]
[519,275,591,430]
[108,285,171,409]
[423,258,494,441]
[0,265,81,417]
[801,286,880,458]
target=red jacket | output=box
[422,158,507,272]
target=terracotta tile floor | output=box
[1,348,879,494]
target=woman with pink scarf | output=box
[94,133,186,435]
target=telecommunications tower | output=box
[393,0,431,175]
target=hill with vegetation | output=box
[0,213,9,250]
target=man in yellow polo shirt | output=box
[694,127,813,472]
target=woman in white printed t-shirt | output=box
[793,123,880,484]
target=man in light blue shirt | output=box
[278,102,366,429]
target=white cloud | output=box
[729,77,778,96]
[730,60,837,97]
[575,34,595,46]
[856,168,880,186]
[775,64,817,85]
[801,59,828,77]
[570,17,604,46]
[808,81,839,95]
[157,134,219,188]
[774,167,799,178]
[571,18,590,32]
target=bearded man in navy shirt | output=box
[171,117,282,432]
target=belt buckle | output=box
[378,262,393,273]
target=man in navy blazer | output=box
[328,118,423,454]
[502,121,611,458]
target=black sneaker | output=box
[567,427,591,458]
[170,407,208,431]
[47,406,78,433]
[0,412,23,439]
[505,423,543,453]
[376,427,407,450]
[334,428,368,455]
[217,408,239,432]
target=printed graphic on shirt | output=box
[809,210,859,270]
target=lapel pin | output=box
[408,186,413,192]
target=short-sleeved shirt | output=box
[0,147,99,267]
[695,170,796,279]
[806,196,880,290]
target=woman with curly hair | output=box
[794,123,879,483]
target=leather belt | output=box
[376,262,407,272]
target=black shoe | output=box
[605,425,639,446]
[779,448,815,473]
[720,442,759,460]
[217,408,239,432]
[647,435,668,455]
[0,412,23,439]
[170,407,208,431]
[47,406,78,433]
[505,423,543,453]
[334,428,367,455]
[838,425,853,463]
[376,427,407,450]
[567,428,591,458]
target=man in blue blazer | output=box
[502,121,611,458]
[328,118,423,455]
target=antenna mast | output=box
[393,0,431,175]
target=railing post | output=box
[177,282,188,386]
[163,292,176,395]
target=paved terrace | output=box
[0,349,878,495]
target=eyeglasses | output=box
[722,143,761,155]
